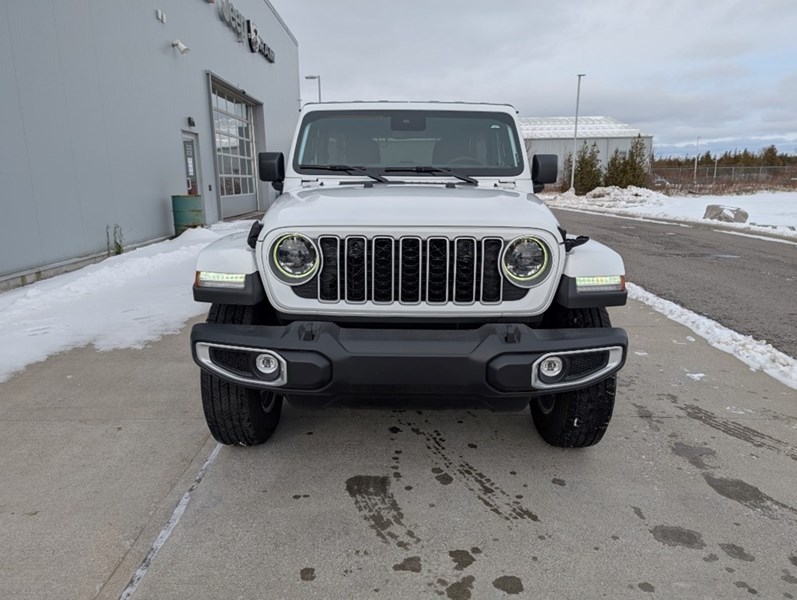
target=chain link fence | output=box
[651,165,797,191]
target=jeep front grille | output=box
[293,236,529,304]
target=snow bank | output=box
[547,186,667,209]
[627,283,797,390]
[543,188,797,239]
[0,221,253,383]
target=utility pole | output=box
[570,74,586,192]
[693,136,701,183]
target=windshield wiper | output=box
[298,164,387,183]
[383,166,478,185]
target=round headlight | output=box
[271,233,319,281]
[502,236,549,285]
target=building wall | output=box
[525,136,654,182]
[0,0,299,279]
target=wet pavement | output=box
[2,300,788,599]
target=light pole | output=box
[304,74,321,102]
[693,136,701,183]
[570,73,586,192]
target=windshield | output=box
[293,109,524,177]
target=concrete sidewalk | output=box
[1,302,795,599]
[0,319,212,600]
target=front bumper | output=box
[190,321,627,407]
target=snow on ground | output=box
[0,220,253,383]
[543,187,797,239]
[543,186,797,386]
[628,283,797,390]
[0,216,794,390]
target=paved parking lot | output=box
[1,301,796,599]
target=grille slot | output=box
[453,238,477,304]
[399,237,422,304]
[481,238,503,303]
[372,237,394,303]
[345,236,367,303]
[426,237,449,304]
[318,236,339,301]
[296,235,529,304]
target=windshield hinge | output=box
[558,226,590,252]
[247,221,263,249]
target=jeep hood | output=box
[261,185,560,231]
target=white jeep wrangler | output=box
[191,102,628,448]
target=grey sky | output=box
[269,0,797,158]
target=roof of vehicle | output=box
[301,101,518,113]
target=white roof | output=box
[519,116,646,139]
[301,101,517,114]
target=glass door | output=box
[182,133,201,196]
[210,82,258,218]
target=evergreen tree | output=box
[759,145,781,166]
[624,135,650,188]
[573,142,602,195]
[604,148,625,187]
[651,145,796,168]
[560,152,573,193]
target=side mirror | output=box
[531,154,558,184]
[258,152,285,182]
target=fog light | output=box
[540,356,564,378]
[255,353,280,376]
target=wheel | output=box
[530,306,617,448]
[200,303,283,446]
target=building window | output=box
[211,83,256,199]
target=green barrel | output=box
[171,195,205,236]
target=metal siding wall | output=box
[0,0,300,278]
[3,2,89,275]
[0,1,43,274]
[52,1,117,260]
[525,135,654,182]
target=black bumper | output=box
[191,321,627,408]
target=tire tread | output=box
[199,303,281,446]
[531,305,617,448]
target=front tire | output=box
[200,303,283,446]
[531,306,617,448]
